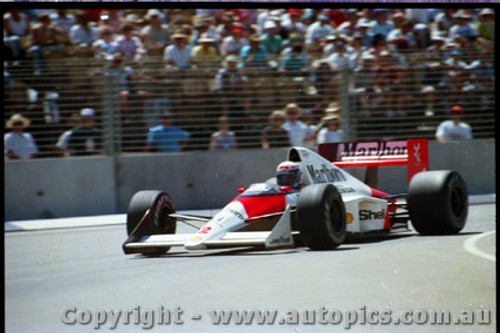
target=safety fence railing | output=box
[4,49,495,158]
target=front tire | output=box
[297,184,346,250]
[126,190,177,254]
[408,171,468,235]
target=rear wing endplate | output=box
[318,139,429,184]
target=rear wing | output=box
[318,139,429,184]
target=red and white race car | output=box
[122,139,468,255]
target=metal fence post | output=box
[340,68,356,141]
[102,69,121,155]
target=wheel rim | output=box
[326,198,343,233]
[450,186,466,218]
[158,206,176,233]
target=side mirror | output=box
[237,187,246,194]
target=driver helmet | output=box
[276,161,302,189]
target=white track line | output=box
[463,230,496,262]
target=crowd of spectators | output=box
[4,8,494,159]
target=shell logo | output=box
[346,213,354,224]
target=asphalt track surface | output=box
[5,203,496,333]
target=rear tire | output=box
[297,184,346,250]
[126,190,177,254]
[408,171,468,235]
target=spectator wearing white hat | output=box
[141,9,171,55]
[65,108,101,156]
[164,31,192,68]
[4,114,38,160]
[191,33,218,68]
[260,20,283,55]
[316,114,344,144]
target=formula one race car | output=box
[122,139,468,255]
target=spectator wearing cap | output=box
[282,103,309,147]
[261,110,290,149]
[69,11,98,47]
[448,10,479,44]
[316,114,344,144]
[164,31,192,69]
[92,26,117,60]
[281,9,306,35]
[220,23,248,56]
[145,111,190,153]
[4,113,38,160]
[115,24,145,61]
[3,10,30,60]
[141,9,171,55]
[191,33,218,68]
[209,116,237,151]
[260,20,282,55]
[305,13,334,54]
[240,34,268,70]
[435,105,472,143]
[369,9,395,40]
[65,108,102,156]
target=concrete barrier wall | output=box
[5,156,117,220]
[5,140,495,221]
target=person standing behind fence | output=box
[65,108,102,156]
[261,110,290,149]
[4,113,38,160]
[144,111,190,153]
[282,103,309,147]
[435,105,473,143]
[316,114,344,144]
[209,116,237,151]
